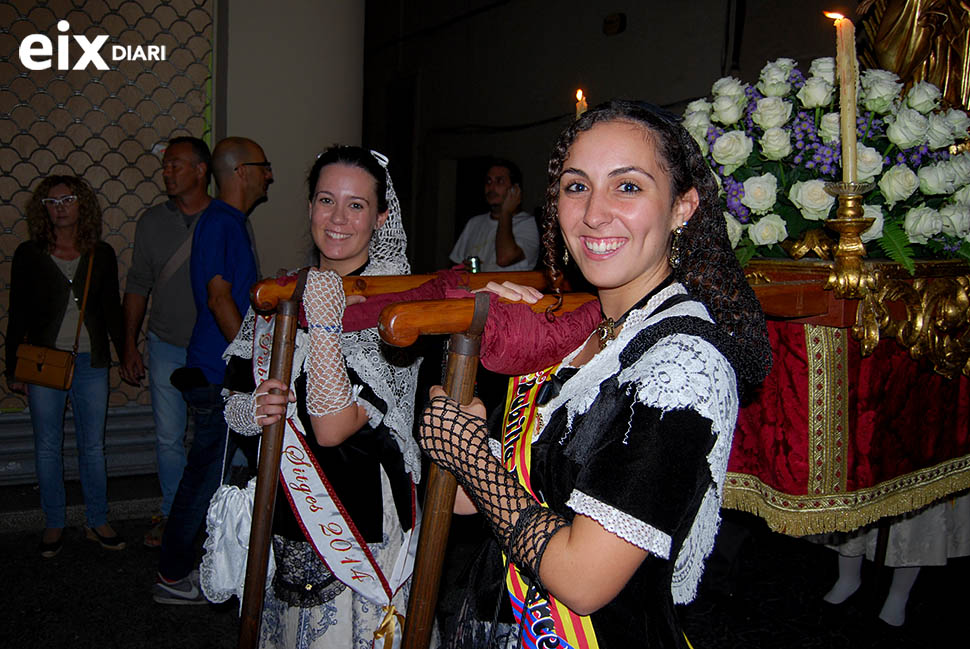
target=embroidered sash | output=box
[254,314,417,646]
[501,367,600,649]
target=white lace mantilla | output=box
[566,490,672,559]
[545,282,739,604]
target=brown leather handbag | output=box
[14,254,94,390]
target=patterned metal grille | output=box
[0,0,213,412]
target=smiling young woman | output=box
[204,146,434,648]
[419,100,772,648]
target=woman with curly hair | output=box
[420,100,771,647]
[5,174,125,557]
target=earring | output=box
[562,247,570,265]
[668,222,687,269]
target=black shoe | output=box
[40,534,63,559]
[85,526,126,551]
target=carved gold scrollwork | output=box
[852,270,970,378]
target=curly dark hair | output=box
[541,99,771,390]
[25,175,103,255]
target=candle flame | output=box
[824,11,845,20]
[576,89,584,101]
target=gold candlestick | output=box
[824,181,874,299]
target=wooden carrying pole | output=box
[238,299,300,649]
[400,292,490,649]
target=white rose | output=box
[947,152,970,188]
[860,204,884,243]
[819,112,841,143]
[797,77,834,108]
[904,205,942,243]
[712,94,744,126]
[939,203,970,239]
[926,112,956,150]
[878,164,919,206]
[773,58,797,75]
[789,179,835,220]
[724,211,744,248]
[945,108,970,140]
[688,128,709,156]
[748,213,788,245]
[760,127,792,160]
[752,97,792,130]
[685,98,712,115]
[684,110,711,134]
[856,143,884,183]
[905,81,941,114]
[712,77,746,99]
[918,163,956,195]
[809,57,836,85]
[953,184,970,206]
[861,69,902,114]
[711,130,754,174]
[886,106,929,149]
[757,62,791,97]
[741,173,778,214]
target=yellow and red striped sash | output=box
[500,366,600,649]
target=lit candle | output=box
[826,11,857,183]
[575,89,587,119]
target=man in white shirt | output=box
[449,158,539,272]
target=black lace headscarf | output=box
[541,99,772,393]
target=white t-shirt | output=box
[448,211,540,272]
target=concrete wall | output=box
[223,0,365,275]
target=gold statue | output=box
[859,0,970,110]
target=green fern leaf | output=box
[875,222,916,274]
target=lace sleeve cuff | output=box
[566,489,672,559]
[224,392,264,437]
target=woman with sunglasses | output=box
[5,175,125,557]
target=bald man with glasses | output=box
[153,136,272,604]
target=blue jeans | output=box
[28,353,109,529]
[158,382,227,581]
[147,332,188,516]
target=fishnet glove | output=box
[303,269,353,417]
[420,396,567,582]
[223,391,264,436]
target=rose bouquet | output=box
[684,57,970,271]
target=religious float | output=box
[681,12,970,536]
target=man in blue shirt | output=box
[153,137,272,603]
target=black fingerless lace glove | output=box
[419,396,568,582]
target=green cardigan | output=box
[5,240,124,380]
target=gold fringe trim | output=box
[723,455,970,536]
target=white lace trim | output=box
[488,437,502,460]
[566,490,672,559]
[672,485,722,604]
[537,283,700,437]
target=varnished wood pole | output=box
[401,293,490,649]
[238,300,300,649]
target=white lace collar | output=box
[536,282,692,438]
